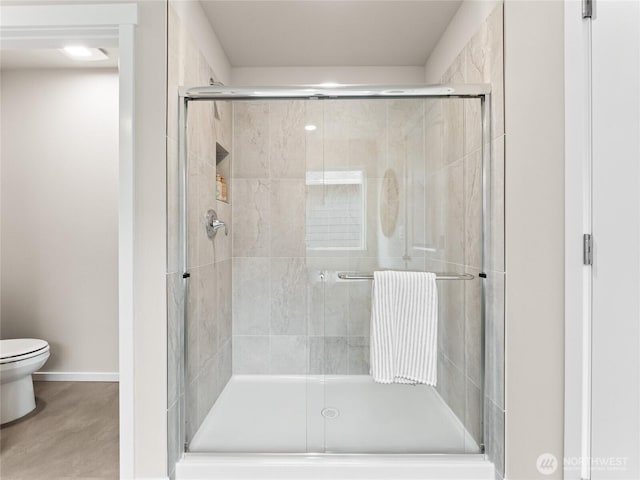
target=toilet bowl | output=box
[0,339,50,424]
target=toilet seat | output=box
[0,339,49,365]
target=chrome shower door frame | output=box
[176,84,492,455]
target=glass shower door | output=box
[181,91,486,456]
[309,96,485,454]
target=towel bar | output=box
[337,272,475,281]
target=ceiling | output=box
[0,48,119,71]
[200,1,462,67]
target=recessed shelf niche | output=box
[216,142,230,204]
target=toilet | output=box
[0,339,50,424]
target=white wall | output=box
[504,1,565,478]
[232,66,425,86]
[424,0,501,83]
[0,68,119,374]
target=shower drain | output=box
[321,407,340,419]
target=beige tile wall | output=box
[232,99,408,376]
[166,3,233,474]
[424,3,505,471]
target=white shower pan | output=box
[176,375,495,479]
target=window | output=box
[305,170,366,250]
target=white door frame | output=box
[564,1,592,479]
[0,4,137,478]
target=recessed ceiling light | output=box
[61,46,108,61]
[305,124,317,131]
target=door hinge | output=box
[583,234,593,265]
[582,0,593,18]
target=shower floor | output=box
[189,375,480,454]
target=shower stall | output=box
[171,84,495,478]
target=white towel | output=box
[370,270,438,385]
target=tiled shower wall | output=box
[166,3,233,476]
[425,4,506,475]
[231,99,433,376]
[233,101,375,374]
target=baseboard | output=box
[33,371,119,382]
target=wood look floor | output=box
[0,381,119,479]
